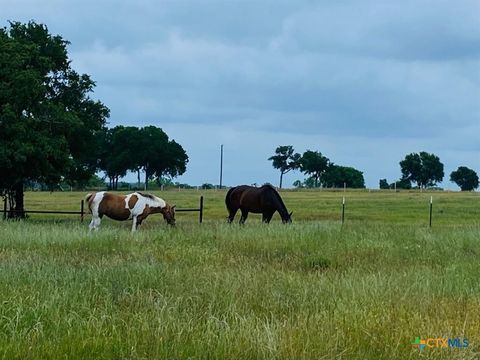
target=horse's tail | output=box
[85,192,95,213]
[225,186,236,210]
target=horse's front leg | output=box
[89,215,101,232]
[262,211,274,224]
[131,216,138,232]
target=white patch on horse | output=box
[89,191,105,231]
[124,192,166,219]
[91,192,105,217]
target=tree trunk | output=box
[144,169,149,190]
[7,181,25,219]
[279,172,283,189]
[137,169,141,188]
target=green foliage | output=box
[322,165,365,188]
[391,177,412,190]
[139,126,188,189]
[98,126,188,190]
[299,150,330,187]
[379,179,389,189]
[268,146,301,188]
[292,180,304,189]
[0,21,109,214]
[450,166,479,191]
[399,152,444,188]
[98,126,142,189]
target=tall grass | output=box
[0,190,479,358]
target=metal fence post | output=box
[80,200,84,223]
[199,196,204,224]
[429,196,433,228]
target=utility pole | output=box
[219,144,224,189]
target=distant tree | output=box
[391,177,412,190]
[98,127,134,190]
[0,21,109,217]
[292,180,304,189]
[400,152,444,188]
[156,177,175,188]
[268,145,301,189]
[137,126,188,190]
[379,179,389,189]
[85,175,106,189]
[299,150,330,187]
[450,166,479,191]
[322,165,365,188]
[303,176,316,189]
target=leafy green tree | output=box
[292,180,304,189]
[379,179,389,189]
[391,177,412,190]
[450,166,479,191]
[299,150,330,187]
[99,126,145,190]
[322,165,365,188]
[399,152,444,188]
[303,176,317,189]
[137,126,188,190]
[0,21,109,217]
[268,145,301,189]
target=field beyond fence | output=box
[0,189,479,359]
[15,189,480,226]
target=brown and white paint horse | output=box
[85,191,176,232]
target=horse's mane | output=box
[137,192,156,200]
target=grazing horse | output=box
[225,184,292,224]
[85,191,175,232]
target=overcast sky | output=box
[3,0,480,189]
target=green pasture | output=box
[19,188,480,226]
[0,190,479,359]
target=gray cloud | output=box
[3,0,479,188]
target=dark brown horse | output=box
[225,185,292,224]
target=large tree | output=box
[299,150,330,188]
[450,166,479,191]
[0,21,109,217]
[268,145,301,189]
[399,152,444,188]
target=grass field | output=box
[1,189,479,359]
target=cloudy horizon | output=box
[3,1,479,189]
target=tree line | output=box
[0,21,188,218]
[269,146,479,192]
[380,151,479,191]
[268,146,365,189]
[98,125,187,190]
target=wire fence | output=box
[2,196,204,223]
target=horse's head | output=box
[282,211,293,224]
[161,204,176,226]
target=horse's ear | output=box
[289,211,293,217]
[172,205,176,209]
